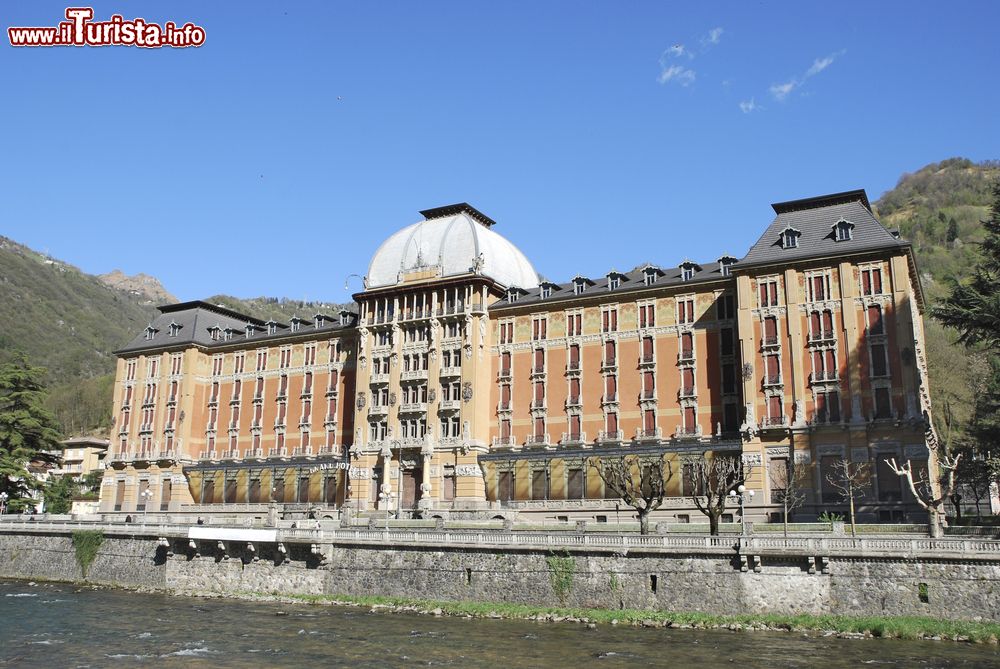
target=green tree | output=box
[43,474,78,514]
[0,355,63,510]
[81,469,104,493]
[946,217,959,244]
[934,181,1000,351]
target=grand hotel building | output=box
[100,191,934,523]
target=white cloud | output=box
[739,98,760,114]
[769,49,845,101]
[667,44,689,58]
[703,27,724,46]
[658,64,696,86]
[769,80,797,101]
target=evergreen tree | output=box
[43,474,77,514]
[0,355,63,510]
[946,217,959,244]
[934,182,1000,351]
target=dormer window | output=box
[289,317,303,333]
[144,326,157,341]
[573,277,590,295]
[223,328,236,341]
[339,311,353,326]
[541,286,551,299]
[643,266,661,286]
[834,219,854,242]
[782,227,801,249]
[681,266,694,281]
[507,288,520,303]
[208,326,221,342]
[718,255,737,277]
[315,315,325,328]
[245,324,255,338]
[167,321,181,337]
[266,320,278,335]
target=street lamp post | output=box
[728,484,755,534]
[0,492,8,515]
[140,489,153,524]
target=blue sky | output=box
[1,1,998,303]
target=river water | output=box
[1,580,997,668]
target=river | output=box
[1,580,997,667]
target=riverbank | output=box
[214,590,1000,644]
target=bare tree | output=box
[888,407,961,538]
[683,452,752,536]
[825,459,872,537]
[592,454,674,535]
[769,458,809,538]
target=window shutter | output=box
[607,412,618,433]
[642,337,653,357]
[570,378,580,397]
[605,375,617,396]
[825,350,836,374]
[569,345,580,365]
[769,283,778,305]
[862,271,871,295]
[643,371,654,392]
[644,409,655,431]
[810,312,821,336]
[873,268,883,294]
[867,306,882,334]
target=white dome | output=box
[366,207,539,290]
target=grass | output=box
[273,593,1000,643]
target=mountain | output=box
[0,236,351,437]
[873,157,1000,426]
[97,270,177,304]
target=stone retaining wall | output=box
[1,531,997,621]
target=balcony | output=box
[399,402,428,414]
[292,446,312,457]
[601,358,618,371]
[400,436,428,449]
[439,399,461,411]
[635,427,662,441]
[268,446,287,459]
[759,416,787,429]
[560,431,587,445]
[565,396,582,409]
[525,433,550,447]
[317,446,339,456]
[678,386,697,398]
[400,368,429,381]
[498,368,512,381]
[597,430,624,443]
[677,350,695,363]
[530,365,546,377]
[808,412,841,426]
[402,307,433,321]
[601,393,618,405]
[639,354,655,367]
[808,330,836,343]
[497,400,512,412]
[761,335,780,349]
[491,435,517,448]
[809,370,838,384]
[639,390,657,402]
[674,425,701,438]
[220,449,241,460]
[370,372,390,385]
[156,449,176,460]
[437,303,466,317]
[530,399,546,410]
[762,375,783,387]
[440,366,462,378]
[566,361,581,374]
[368,404,389,416]
[199,450,216,460]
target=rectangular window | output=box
[871,344,887,377]
[531,469,548,501]
[567,468,584,499]
[233,353,245,374]
[723,403,739,432]
[877,454,901,501]
[602,308,618,333]
[768,395,782,420]
[533,348,545,372]
[641,336,654,362]
[604,340,616,365]
[680,332,693,358]
[566,312,582,336]
[763,316,778,344]
[638,303,655,328]
[874,387,892,419]
[759,280,779,307]
[678,299,695,324]
[683,406,696,433]
[861,266,884,296]
[606,411,618,434]
[867,305,883,335]
[716,294,735,320]
[720,328,734,356]
[722,363,735,394]
[532,317,547,341]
